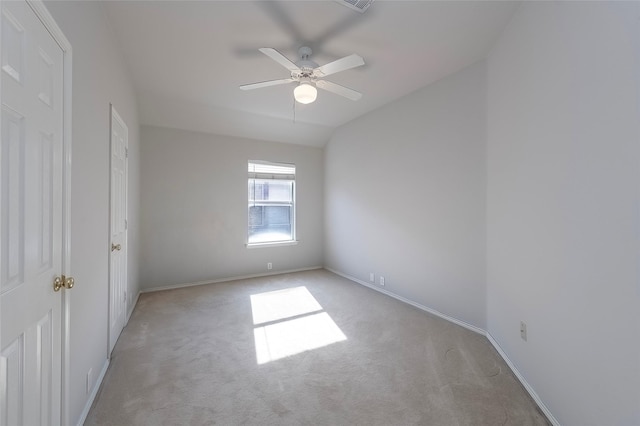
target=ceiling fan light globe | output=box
[294,82,317,104]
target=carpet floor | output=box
[86,269,549,425]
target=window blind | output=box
[248,161,295,180]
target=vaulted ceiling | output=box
[103,1,520,147]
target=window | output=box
[248,161,296,245]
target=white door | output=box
[108,106,127,354]
[1,1,65,425]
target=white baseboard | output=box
[140,266,323,294]
[486,333,560,426]
[324,267,485,335]
[76,358,110,426]
[324,267,559,426]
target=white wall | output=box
[44,2,140,424]
[486,2,640,425]
[325,62,487,328]
[140,125,324,289]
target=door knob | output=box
[53,275,75,292]
[64,276,74,289]
[111,243,121,251]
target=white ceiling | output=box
[103,0,520,147]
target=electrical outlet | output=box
[267,262,272,270]
[520,321,527,341]
[87,368,93,394]
[369,272,375,282]
[380,276,385,286]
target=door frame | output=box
[15,1,73,424]
[108,104,128,355]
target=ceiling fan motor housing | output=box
[294,47,319,80]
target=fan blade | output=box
[257,2,305,48]
[240,78,295,91]
[259,48,300,72]
[315,14,367,48]
[314,54,364,77]
[316,80,362,101]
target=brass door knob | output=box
[64,276,74,289]
[111,243,121,251]
[53,276,63,292]
[53,275,75,292]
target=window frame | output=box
[246,161,297,248]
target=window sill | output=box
[246,240,298,249]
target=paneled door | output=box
[108,106,127,354]
[1,1,66,425]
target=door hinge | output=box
[125,148,128,158]
[125,219,128,230]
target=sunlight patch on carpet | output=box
[251,286,323,325]
[250,286,347,364]
[253,312,347,364]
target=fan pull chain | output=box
[292,96,296,124]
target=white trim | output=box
[25,2,73,425]
[140,266,323,294]
[246,240,298,249]
[486,333,561,426]
[324,267,558,425]
[27,1,71,51]
[126,291,140,323]
[325,267,485,335]
[75,359,109,426]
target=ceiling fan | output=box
[240,46,365,104]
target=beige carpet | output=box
[86,269,549,425]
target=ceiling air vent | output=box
[335,0,375,13]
